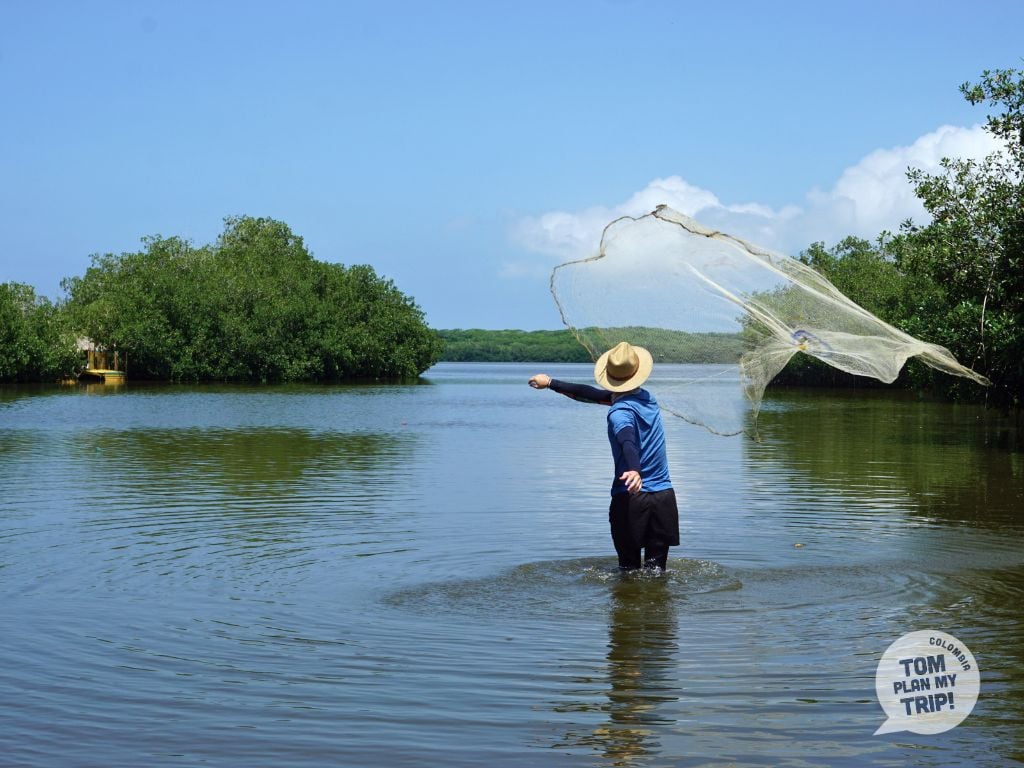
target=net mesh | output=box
[551,205,991,437]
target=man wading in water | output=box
[529,341,680,572]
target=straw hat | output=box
[594,341,653,392]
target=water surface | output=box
[2,364,1022,766]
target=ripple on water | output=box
[383,556,743,619]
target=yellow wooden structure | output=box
[77,339,126,384]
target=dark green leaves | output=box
[62,216,441,382]
[0,283,79,382]
[786,68,1023,408]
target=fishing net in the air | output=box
[551,205,991,437]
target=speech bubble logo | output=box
[875,630,980,736]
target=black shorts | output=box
[609,487,680,549]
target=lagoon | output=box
[1,363,1022,766]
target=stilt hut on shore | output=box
[77,338,126,384]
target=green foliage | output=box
[62,217,441,382]
[438,329,592,362]
[799,237,904,319]
[438,327,744,363]
[596,327,746,364]
[885,68,1024,408]
[778,68,1023,409]
[0,282,79,382]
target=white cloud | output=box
[511,176,727,262]
[512,124,1002,266]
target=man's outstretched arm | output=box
[528,374,612,405]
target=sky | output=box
[1,0,1022,330]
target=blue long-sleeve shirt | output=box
[549,379,673,496]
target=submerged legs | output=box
[609,490,679,572]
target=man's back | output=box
[607,389,672,494]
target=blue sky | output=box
[2,0,1022,329]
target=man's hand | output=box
[528,374,551,389]
[619,470,642,494]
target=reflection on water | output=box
[751,388,1024,529]
[76,427,413,505]
[75,428,417,588]
[1,365,1022,767]
[564,575,679,766]
[388,557,736,765]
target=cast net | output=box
[551,205,990,437]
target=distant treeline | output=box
[438,328,745,364]
[1,216,441,383]
[438,329,590,362]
